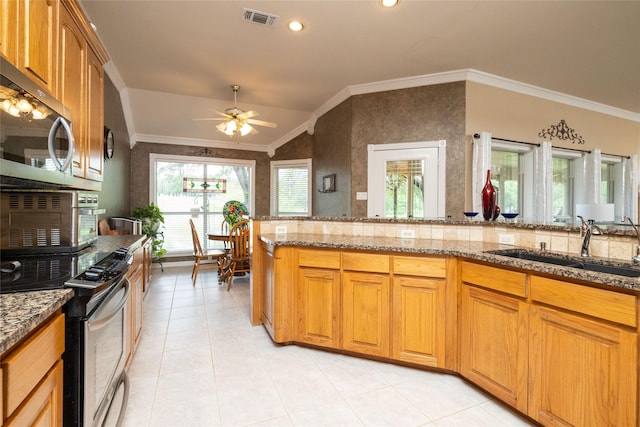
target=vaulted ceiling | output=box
[79,1,640,153]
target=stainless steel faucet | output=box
[623,216,640,264]
[577,215,602,257]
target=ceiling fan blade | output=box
[238,110,259,119]
[193,117,227,121]
[247,118,277,128]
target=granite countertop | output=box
[0,235,148,355]
[259,233,640,292]
[0,289,73,354]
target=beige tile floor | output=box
[122,265,537,427]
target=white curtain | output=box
[615,154,638,222]
[472,132,492,214]
[533,141,553,223]
[574,149,602,205]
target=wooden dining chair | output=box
[189,219,225,286]
[219,219,251,291]
[98,219,118,235]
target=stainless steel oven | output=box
[64,248,132,427]
[0,246,132,427]
[1,190,104,254]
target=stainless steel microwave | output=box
[0,56,77,188]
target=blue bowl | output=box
[463,211,479,218]
[501,213,519,220]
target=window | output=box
[270,159,312,216]
[552,156,574,223]
[601,160,615,204]
[490,150,521,214]
[150,154,255,255]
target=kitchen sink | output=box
[487,249,640,278]
[487,249,579,266]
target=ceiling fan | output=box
[194,84,277,137]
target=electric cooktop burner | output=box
[0,250,110,294]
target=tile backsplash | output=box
[256,219,638,262]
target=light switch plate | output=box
[356,192,368,200]
[275,226,287,234]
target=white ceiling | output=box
[79,1,640,153]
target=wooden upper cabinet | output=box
[18,0,58,95]
[0,0,18,62]
[58,5,85,176]
[85,46,104,181]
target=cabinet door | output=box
[342,271,390,357]
[18,0,57,94]
[4,360,63,427]
[392,276,445,367]
[261,242,276,336]
[84,46,104,181]
[0,0,18,62]
[297,267,341,348]
[58,6,86,177]
[460,284,528,413]
[529,305,637,426]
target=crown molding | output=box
[267,122,309,157]
[466,70,640,123]
[131,133,271,153]
[306,69,639,136]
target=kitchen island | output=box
[251,218,640,426]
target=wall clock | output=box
[104,127,114,160]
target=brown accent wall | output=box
[313,98,353,217]
[100,74,131,218]
[351,82,466,218]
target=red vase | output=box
[481,170,496,220]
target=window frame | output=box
[270,158,312,217]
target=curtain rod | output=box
[473,134,630,159]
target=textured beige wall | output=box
[466,81,640,152]
[465,81,640,212]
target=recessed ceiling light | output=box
[288,20,304,32]
[379,0,398,7]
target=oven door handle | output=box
[87,278,130,331]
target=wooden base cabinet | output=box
[460,284,529,413]
[342,271,390,357]
[297,267,341,348]
[1,312,65,427]
[529,303,637,426]
[259,242,295,343]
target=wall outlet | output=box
[498,233,515,245]
[400,229,415,239]
[275,225,287,234]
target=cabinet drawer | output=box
[530,276,637,327]
[343,253,389,273]
[2,313,65,416]
[461,261,527,297]
[393,256,446,278]
[298,249,340,269]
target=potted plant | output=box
[132,202,167,260]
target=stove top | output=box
[0,249,111,294]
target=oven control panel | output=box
[66,248,132,289]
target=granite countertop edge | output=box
[259,233,640,292]
[0,289,74,354]
[0,235,148,355]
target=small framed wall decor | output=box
[321,173,336,193]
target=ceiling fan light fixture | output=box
[239,122,253,136]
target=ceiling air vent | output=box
[242,8,279,26]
